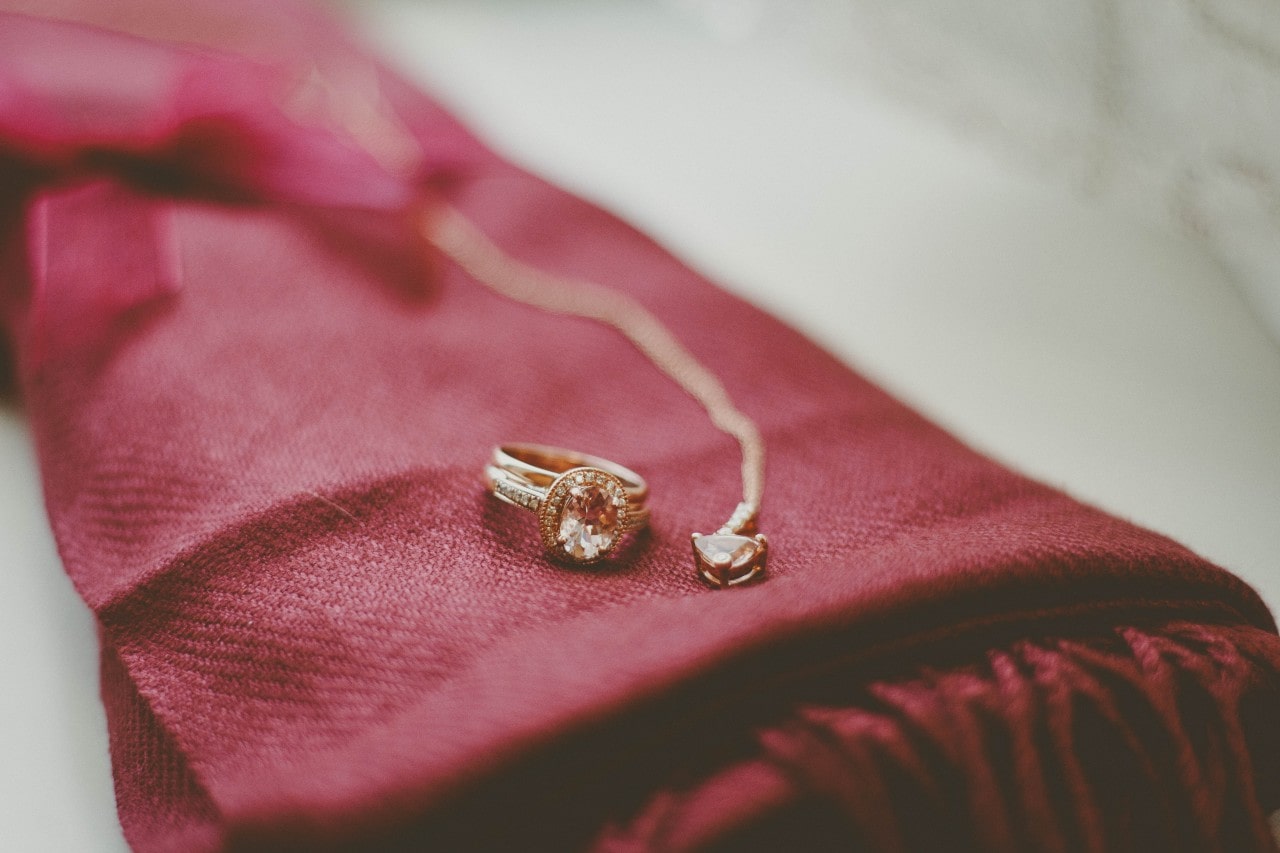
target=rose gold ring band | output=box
[489,444,648,500]
[484,444,649,563]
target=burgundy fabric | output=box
[0,9,482,366]
[3,2,1279,851]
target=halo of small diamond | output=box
[538,467,629,562]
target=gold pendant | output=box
[692,502,768,588]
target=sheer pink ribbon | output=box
[0,12,429,368]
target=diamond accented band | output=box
[485,444,649,564]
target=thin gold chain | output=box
[420,203,764,535]
[290,63,766,578]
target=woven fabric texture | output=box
[2,1,1279,850]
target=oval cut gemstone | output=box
[558,483,621,561]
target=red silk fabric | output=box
[2,2,1279,851]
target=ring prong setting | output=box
[539,467,629,564]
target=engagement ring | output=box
[485,443,650,564]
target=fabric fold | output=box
[1,1,1278,851]
[0,9,464,367]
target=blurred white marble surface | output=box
[670,0,1280,346]
[2,1,1277,849]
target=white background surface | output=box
[2,2,1277,849]
[669,0,1280,344]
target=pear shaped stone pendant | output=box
[692,530,768,588]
